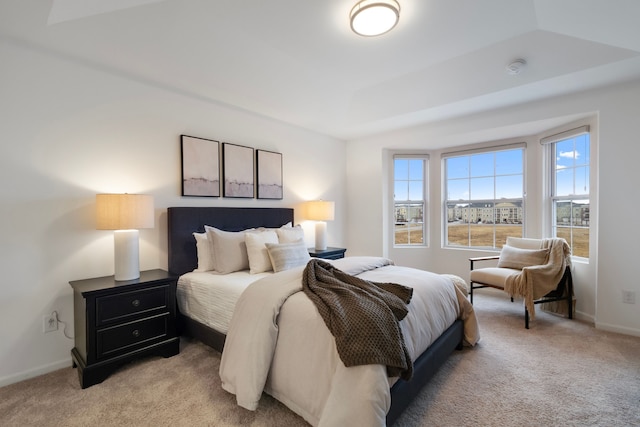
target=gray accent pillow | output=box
[266,239,311,272]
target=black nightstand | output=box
[69,269,180,388]
[308,247,347,260]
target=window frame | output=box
[392,154,429,248]
[543,125,591,260]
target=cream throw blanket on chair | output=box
[503,238,571,318]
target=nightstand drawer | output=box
[96,285,169,326]
[96,313,169,359]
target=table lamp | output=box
[306,200,335,251]
[96,194,154,281]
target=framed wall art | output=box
[256,149,283,199]
[181,135,220,197]
[222,142,254,198]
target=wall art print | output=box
[181,135,220,197]
[256,149,283,199]
[222,142,254,198]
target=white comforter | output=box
[219,257,479,426]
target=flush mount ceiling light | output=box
[506,59,527,75]
[350,0,400,37]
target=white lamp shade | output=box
[96,194,154,230]
[306,200,335,221]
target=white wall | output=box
[0,38,346,386]
[346,79,640,337]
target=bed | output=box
[167,206,478,426]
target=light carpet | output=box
[1,288,639,426]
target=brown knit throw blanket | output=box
[302,259,414,380]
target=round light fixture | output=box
[350,0,400,37]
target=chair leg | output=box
[470,282,474,304]
[567,268,574,320]
[525,307,530,329]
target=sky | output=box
[395,135,589,203]
[445,148,524,201]
[555,134,590,196]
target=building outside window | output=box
[444,145,524,249]
[393,156,427,246]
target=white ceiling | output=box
[2,0,640,140]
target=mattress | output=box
[177,270,272,334]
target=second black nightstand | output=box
[69,269,180,388]
[308,247,347,260]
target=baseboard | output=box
[573,311,640,338]
[595,321,640,338]
[542,307,594,324]
[0,358,71,388]
[574,310,594,324]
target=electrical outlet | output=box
[622,290,636,304]
[43,314,58,333]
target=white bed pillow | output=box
[245,230,279,274]
[276,224,305,243]
[265,239,311,273]
[193,232,215,272]
[256,222,292,232]
[205,225,254,274]
[497,244,549,270]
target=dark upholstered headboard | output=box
[167,207,294,276]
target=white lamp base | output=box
[315,221,328,251]
[113,229,140,281]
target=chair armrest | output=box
[469,255,500,261]
[469,255,500,271]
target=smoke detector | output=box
[506,59,527,75]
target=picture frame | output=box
[222,142,255,198]
[256,149,283,199]
[180,135,220,197]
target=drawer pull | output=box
[132,329,140,337]
[131,299,140,307]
